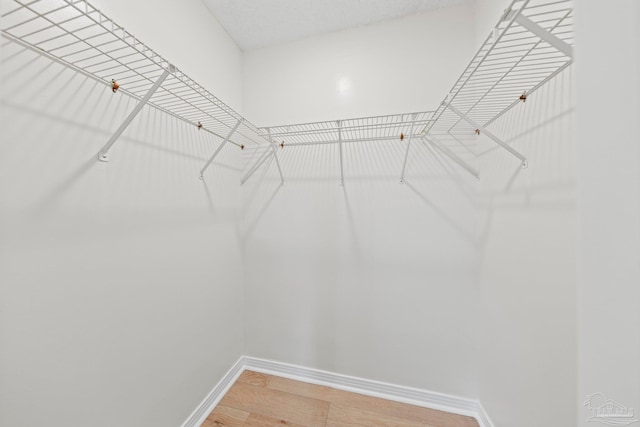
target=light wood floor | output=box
[203,371,479,427]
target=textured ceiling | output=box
[202,0,467,51]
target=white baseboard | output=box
[243,356,481,418]
[476,401,496,427]
[180,357,245,427]
[181,355,494,427]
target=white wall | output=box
[242,136,480,398]
[0,1,245,426]
[243,2,476,126]
[475,68,577,427]
[576,1,640,426]
[472,2,578,426]
[90,0,244,112]
[472,0,506,50]
[241,3,480,398]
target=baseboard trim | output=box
[181,355,494,427]
[180,357,245,427]
[476,401,496,427]
[243,356,479,418]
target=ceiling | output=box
[201,0,467,51]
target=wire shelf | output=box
[2,0,574,183]
[262,111,435,147]
[425,0,574,167]
[1,0,267,150]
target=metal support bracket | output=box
[337,121,344,186]
[515,13,573,58]
[447,104,528,168]
[425,135,480,179]
[400,117,415,183]
[98,65,174,162]
[199,119,242,179]
[267,128,285,184]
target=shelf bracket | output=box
[98,65,174,162]
[200,119,242,179]
[447,104,528,168]
[515,13,573,59]
[424,135,479,179]
[338,121,344,186]
[400,117,415,183]
[266,128,285,184]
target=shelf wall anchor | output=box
[98,66,174,162]
[200,119,242,179]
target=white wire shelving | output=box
[246,111,434,185]
[0,0,284,181]
[2,0,574,186]
[423,0,574,174]
[247,0,574,184]
[263,111,434,147]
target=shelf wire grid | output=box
[2,0,574,179]
[1,0,267,149]
[425,0,573,156]
[263,111,435,147]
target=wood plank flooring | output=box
[203,371,479,427]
